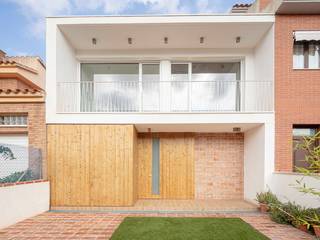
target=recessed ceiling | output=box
[134,123,262,133]
[59,22,273,50]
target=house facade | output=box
[0,51,46,181]
[45,0,319,208]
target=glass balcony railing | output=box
[56,80,273,113]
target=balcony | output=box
[56,80,273,113]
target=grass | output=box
[110,217,270,240]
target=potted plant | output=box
[256,191,280,213]
[305,209,320,237]
[292,217,309,233]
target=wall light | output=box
[164,37,168,44]
[233,127,241,132]
[128,37,132,44]
[92,38,97,45]
[200,37,204,44]
[236,36,241,43]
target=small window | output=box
[0,115,27,126]
[293,42,320,69]
[151,138,160,195]
[292,125,319,171]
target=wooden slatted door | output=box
[138,133,195,199]
[47,125,137,207]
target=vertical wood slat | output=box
[47,125,136,207]
[137,133,195,199]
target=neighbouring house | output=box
[0,50,46,181]
[45,0,320,208]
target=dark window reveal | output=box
[292,125,319,171]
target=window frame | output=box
[292,124,320,172]
[0,115,28,127]
[293,40,320,70]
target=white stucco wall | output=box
[269,173,319,208]
[244,24,274,112]
[244,122,275,203]
[46,21,79,118]
[244,125,265,202]
[0,182,50,229]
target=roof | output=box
[0,55,46,90]
[0,59,38,74]
[231,3,253,13]
[233,4,253,8]
[0,88,43,96]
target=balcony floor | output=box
[51,199,257,213]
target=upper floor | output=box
[45,0,320,126]
[46,13,275,125]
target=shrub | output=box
[0,170,35,183]
[256,190,281,205]
[294,130,320,198]
[269,203,290,224]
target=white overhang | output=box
[294,31,320,41]
[53,14,275,50]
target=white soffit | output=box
[57,15,274,50]
[134,123,262,133]
[294,31,320,41]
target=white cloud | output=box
[9,0,227,37]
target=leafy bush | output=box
[305,208,320,227]
[256,190,281,205]
[0,170,35,183]
[269,203,290,224]
[269,202,317,228]
[0,145,16,160]
[294,130,320,197]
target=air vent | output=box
[233,127,241,132]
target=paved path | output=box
[0,212,316,240]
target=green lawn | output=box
[110,217,270,240]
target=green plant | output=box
[256,190,281,205]
[271,202,312,228]
[269,203,290,224]
[294,130,320,197]
[305,208,320,226]
[0,170,35,183]
[0,145,16,160]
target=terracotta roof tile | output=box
[232,3,252,8]
[0,88,43,96]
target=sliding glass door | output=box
[81,63,139,112]
[80,61,241,112]
[191,62,240,112]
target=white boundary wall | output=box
[269,173,319,208]
[0,181,50,229]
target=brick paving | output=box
[0,212,316,240]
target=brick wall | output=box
[259,0,271,11]
[194,133,244,200]
[0,103,46,178]
[275,15,320,172]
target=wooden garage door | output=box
[47,125,137,207]
[138,133,194,199]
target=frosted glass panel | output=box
[81,63,139,112]
[152,138,160,195]
[191,63,240,112]
[171,64,189,112]
[142,64,160,112]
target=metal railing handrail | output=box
[57,80,273,84]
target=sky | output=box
[0,0,252,61]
